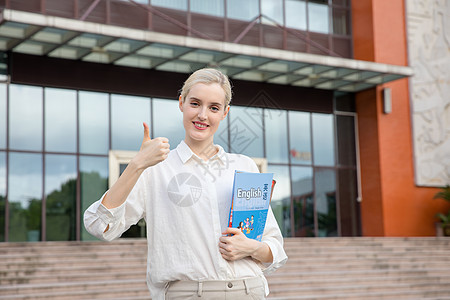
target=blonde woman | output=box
[84,68,287,300]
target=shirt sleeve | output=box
[260,206,288,274]
[83,172,148,241]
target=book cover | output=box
[228,171,275,241]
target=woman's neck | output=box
[184,138,217,161]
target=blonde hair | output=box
[180,68,232,107]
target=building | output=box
[0,0,448,242]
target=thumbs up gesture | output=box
[132,122,170,170]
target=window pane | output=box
[286,0,307,30]
[191,0,224,17]
[80,156,108,241]
[229,106,263,157]
[336,115,356,166]
[315,168,337,237]
[8,152,43,242]
[0,84,6,149]
[79,91,109,155]
[289,111,311,164]
[0,151,5,241]
[9,84,43,151]
[308,1,329,33]
[338,168,360,236]
[215,113,229,152]
[153,98,184,150]
[152,0,187,10]
[227,0,259,21]
[291,166,314,237]
[111,94,151,151]
[261,0,283,24]
[268,165,291,237]
[312,113,335,166]
[265,109,288,163]
[45,154,77,241]
[332,7,349,35]
[45,88,77,153]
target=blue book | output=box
[228,171,275,241]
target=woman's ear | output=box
[179,95,183,112]
[222,105,230,120]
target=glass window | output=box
[152,98,184,150]
[0,84,6,149]
[308,0,329,33]
[0,151,5,241]
[268,164,291,237]
[80,156,108,241]
[315,168,337,237]
[289,111,311,164]
[152,0,187,10]
[45,88,77,153]
[312,113,335,166]
[111,94,151,151]
[286,0,307,30]
[227,0,259,21]
[79,91,109,155]
[261,0,283,25]
[336,115,356,166]
[332,7,349,35]
[8,152,43,242]
[338,168,359,236]
[215,113,229,152]
[265,109,289,163]
[229,106,264,157]
[291,166,314,237]
[191,0,224,17]
[9,84,43,151]
[45,154,77,241]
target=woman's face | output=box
[179,82,229,145]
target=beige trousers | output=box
[165,277,266,300]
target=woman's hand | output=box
[132,122,170,170]
[219,228,273,263]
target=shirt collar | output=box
[176,140,227,165]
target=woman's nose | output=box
[198,107,207,120]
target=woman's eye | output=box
[190,102,199,106]
[210,106,219,112]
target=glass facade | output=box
[0,81,358,241]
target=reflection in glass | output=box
[80,156,108,241]
[152,0,187,10]
[228,106,263,157]
[111,94,151,151]
[0,152,5,241]
[45,154,77,241]
[308,1,329,33]
[9,84,43,151]
[291,166,314,237]
[265,109,288,163]
[289,111,311,164]
[227,0,259,21]
[45,88,77,153]
[261,0,283,24]
[191,0,224,17]
[286,0,307,30]
[315,168,337,237]
[336,115,356,166]
[153,98,184,150]
[8,152,43,242]
[0,84,6,149]
[312,113,335,166]
[267,165,291,237]
[79,91,109,155]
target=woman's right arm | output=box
[84,122,170,238]
[102,122,170,209]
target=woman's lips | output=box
[193,121,209,130]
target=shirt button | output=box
[227,282,233,288]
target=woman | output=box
[84,68,287,300]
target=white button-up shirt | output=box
[84,141,288,300]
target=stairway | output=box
[1,237,449,299]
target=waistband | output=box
[167,276,263,296]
